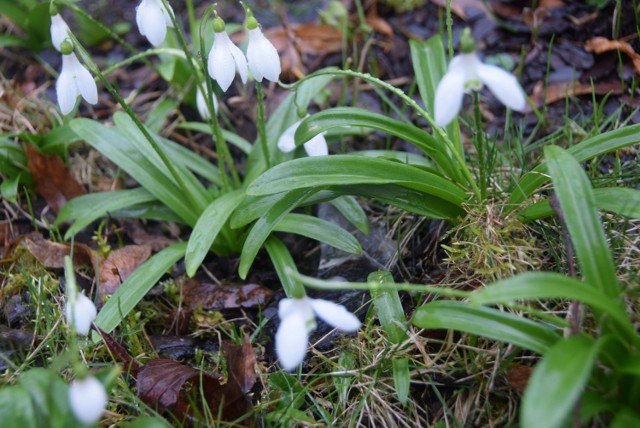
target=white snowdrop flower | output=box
[136,0,175,47]
[69,376,108,425]
[434,28,526,127]
[65,293,97,336]
[277,120,328,157]
[56,53,98,116]
[50,14,71,52]
[207,17,248,92]
[245,17,281,83]
[275,297,361,371]
[196,85,218,120]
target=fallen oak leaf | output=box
[99,245,152,298]
[26,145,86,213]
[585,36,640,76]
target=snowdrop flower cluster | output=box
[277,120,328,157]
[206,12,281,92]
[434,28,527,127]
[275,297,361,371]
[136,0,175,47]
[65,293,97,336]
[50,9,98,115]
[69,376,108,424]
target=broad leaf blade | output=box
[522,336,600,428]
[264,236,305,298]
[274,213,362,254]
[412,300,560,355]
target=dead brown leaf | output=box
[126,222,177,252]
[430,0,492,21]
[265,24,343,79]
[182,278,273,311]
[540,0,565,8]
[13,233,94,268]
[585,37,640,75]
[99,245,152,297]
[365,7,394,39]
[506,365,532,394]
[225,334,257,395]
[26,145,86,213]
[530,80,624,106]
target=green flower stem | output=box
[161,0,240,190]
[101,48,186,76]
[255,82,271,170]
[473,92,486,201]
[71,36,202,212]
[185,0,197,42]
[283,69,482,200]
[60,1,158,73]
[445,0,454,59]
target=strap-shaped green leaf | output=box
[264,236,305,298]
[522,336,601,428]
[185,190,245,277]
[274,213,361,254]
[247,155,468,206]
[412,300,560,355]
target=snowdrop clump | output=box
[434,29,527,127]
[69,376,108,424]
[136,0,175,47]
[65,293,97,336]
[275,297,361,371]
[277,120,328,157]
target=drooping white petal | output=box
[196,86,218,120]
[208,31,247,92]
[434,60,467,127]
[69,377,108,425]
[275,307,310,371]
[476,62,527,112]
[276,121,301,153]
[309,298,361,332]
[136,0,168,47]
[70,57,98,105]
[161,0,175,28]
[247,28,281,83]
[65,293,97,336]
[50,14,70,52]
[303,134,328,157]
[56,58,79,115]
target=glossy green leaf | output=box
[352,150,433,168]
[295,108,458,179]
[230,193,291,229]
[520,187,640,221]
[177,122,253,154]
[274,213,361,254]
[412,300,559,354]
[509,124,640,207]
[0,385,37,427]
[56,188,160,239]
[545,145,619,299]
[522,336,600,428]
[472,272,636,342]
[247,155,468,206]
[185,190,245,277]
[368,271,407,344]
[329,195,369,235]
[239,188,317,279]
[95,242,187,334]
[70,118,199,226]
[264,236,305,298]
[0,173,20,203]
[392,358,410,406]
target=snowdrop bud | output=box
[196,85,218,120]
[50,14,71,52]
[65,293,97,336]
[207,18,248,92]
[69,376,108,425]
[56,53,98,115]
[136,0,175,47]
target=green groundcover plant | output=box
[1,0,640,426]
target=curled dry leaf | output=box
[26,145,86,213]
[224,334,257,395]
[99,245,152,298]
[585,37,640,76]
[12,233,94,269]
[530,80,624,106]
[182,278,273,311]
